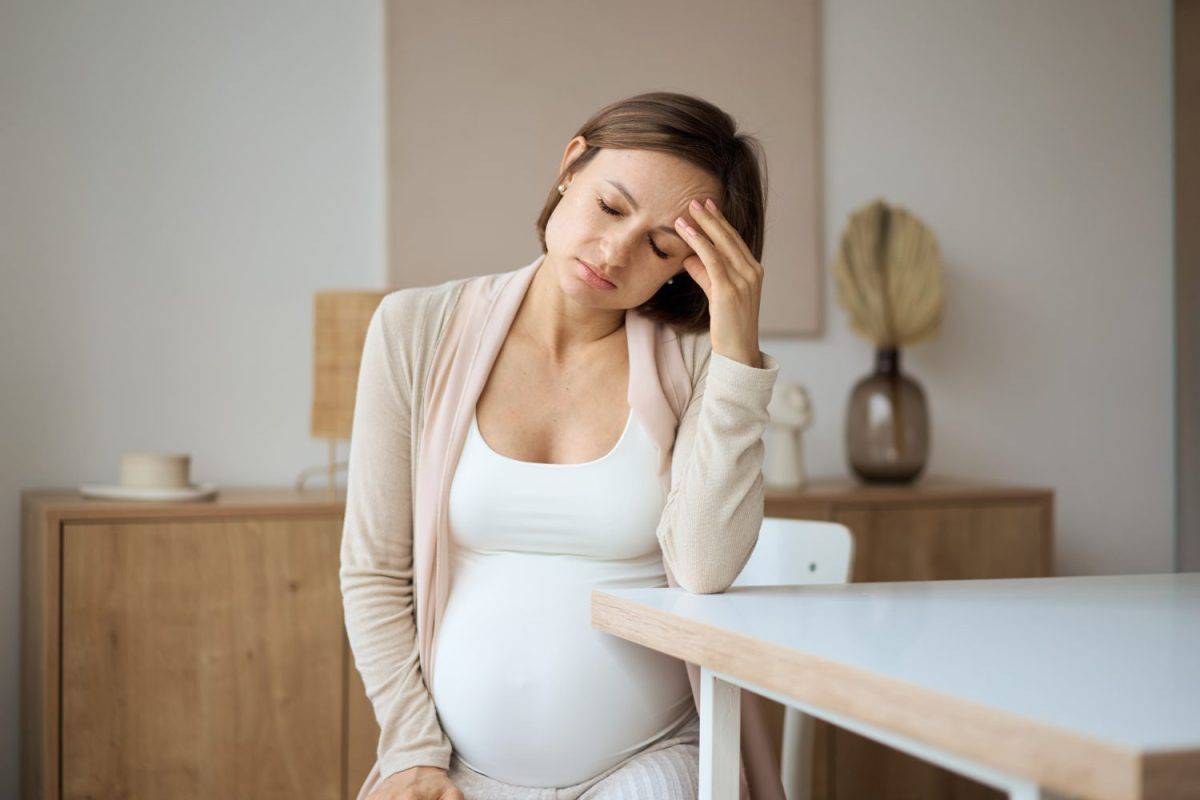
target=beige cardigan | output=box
[340,255,785,799]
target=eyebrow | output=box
[606,179,687,242]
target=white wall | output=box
[0,1,384,793]
[0,0,1174,794]
[771,0,1174,577]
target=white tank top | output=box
[431,404,695,787]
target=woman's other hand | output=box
[366,765,465,800]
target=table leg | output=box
[699,666,741,800]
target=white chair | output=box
[729,518,855,800]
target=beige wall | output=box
[0,0,1175,795]
[792,0,1174,576]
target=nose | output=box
[600,228,639,267]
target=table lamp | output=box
[297,289,391,493]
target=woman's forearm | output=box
[655,347,781,594]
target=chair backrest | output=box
[730,518,855,587]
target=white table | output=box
[590,573,1200,800]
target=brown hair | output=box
[534,91,769,333]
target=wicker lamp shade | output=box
[310,290,391,441]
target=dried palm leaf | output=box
[831,198,944,348]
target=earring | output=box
[557,183,566,194]
[667,277,674,285]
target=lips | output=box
[578,259,615,286]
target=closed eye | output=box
[596,196,671,260]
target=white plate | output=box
[78,483,219,501]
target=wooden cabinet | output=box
[20,488,381,800]
[763,476,1054,800]
[23,478,1051,799]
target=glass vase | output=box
[846,346,929,483]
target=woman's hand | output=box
[675,197,765,368]
[367,765,464,800]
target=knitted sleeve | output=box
[656,342,781,594]
[339,293,453,780]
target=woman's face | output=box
[544,142,723,310]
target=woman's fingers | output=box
[675,214,739,292]
[700,198,756,266]
[681,253,712,296]
[689,198,760,284]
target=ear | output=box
[557,135,588,183]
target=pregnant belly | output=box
[430,548,694,787]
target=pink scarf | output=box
[411,254,785,800]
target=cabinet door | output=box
[833,501,1050,582]
[61,517,344,799]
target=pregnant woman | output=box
[341,91,785,800]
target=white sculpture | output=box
[765,382,815,490]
